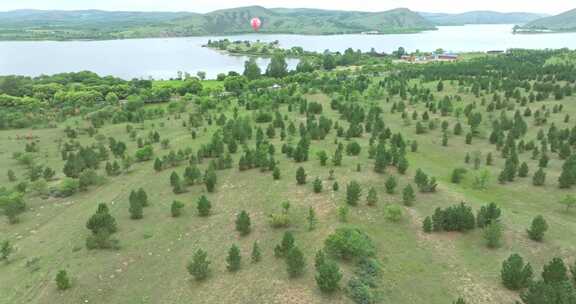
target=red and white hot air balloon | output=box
[251,17,262,32]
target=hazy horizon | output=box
[0,0,572,15]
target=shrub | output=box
[324,228,375,260]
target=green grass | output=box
[0,79,575,304]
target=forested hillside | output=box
[520,8,576,32]
[0,6,435,40]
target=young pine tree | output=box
[226,244,241,272]
[171,200,184,217]
[532,168,546,186]
[313,177,323,193]
[315,260,343,293]
[366,187,378,206]
[501,253,533,290]
[527,215,548,242]
[385,176,397,194]
[251,241,262,263]
[55,270,72,290]
[0,240,13,261]
[402,184,416,206]
[286,246,306,278]
[197,195,211,217]
[129,198,143,220]
[235,211,251,236]
[542,257,569,284]
[423,216,432,233]
[346,181,361,206]
[296,167,307,185]
[273,166,281,180]
[307,207,317,231]
[187,249,211,281]
[204,168,218,192]
[274,231,295,258]
[483,221,503,248]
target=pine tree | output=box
[153,158,163,172]
[332,182,339,192]
[315,260,342,293]
[273,166,281,180]
[527,215,548,242]
[197,195,211,217]
[518,162,529,178]
[172,175,185,194]
[55,270,71,290]
[542,257,569,284]
[558,156,576,188]
[385,176,397,194]
[204,168,217,192]
[307,207,317,231]
[7,169,16,182]
[417,215,430,232]
[235,211,251,236]
[402,184,416,206]
[346,181,361,206]
[313,177,323,193]
[286,246,306,278]
[397,157,409,174]
[483,221,503,248]
[187,249,210,281]
[296,167,307,185]
[0,240,13,261]
[86,203,117,235]
[136,188,148,207]
[315,250,326,269]
[129,196,143,220]
[532,168,546,186]
[226,244,241,272]
[171,200,184,217]
[274,231,295,258]
[501,253,533,290]
[366,187,378,206]
[251,241,262,263]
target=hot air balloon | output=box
[251,17,262,32]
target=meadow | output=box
[0,49,575,304]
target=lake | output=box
[1,24,575,80]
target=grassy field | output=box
[0,75,575,304]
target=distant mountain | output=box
[420,11,547,25]
[0,6,435,40]
[520,8,576,32]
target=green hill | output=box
[420,11,546,25]
[520,8,576,32]
[0,6,435,40]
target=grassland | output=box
[1,54,576,304]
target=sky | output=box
[0,0,573,15]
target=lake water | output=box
[1,24,575,80]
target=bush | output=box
[346,277,377,304]
[57,178,80,197]
[384,204,403,222]
[324,228,375,260]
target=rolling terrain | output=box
[0,6,435,40]
[520,8,576,32]
[1,49,576,304]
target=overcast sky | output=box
[0,0,573,15]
